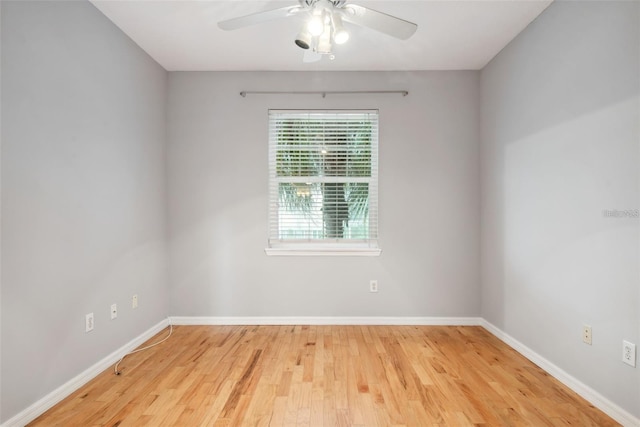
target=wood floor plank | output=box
[28,325,621,426]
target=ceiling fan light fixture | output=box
[334,29,349,45]
[316,29,332,54]
[331,13,349,44]
[295,29,312,49]
[307,10,325,36]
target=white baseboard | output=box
[0,318,170,427]
[480,319,640,427]
[169,316,483,326]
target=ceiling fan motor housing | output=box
[299,0,346,7]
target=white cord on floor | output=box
[114,321,173,375]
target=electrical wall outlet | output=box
[623,341,636,367]
[370,280,378,293]
[85,313,94,332]
[132,294,138,309]
[582,325,592,345]
[111,304,117,320]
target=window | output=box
[267,110,380,256]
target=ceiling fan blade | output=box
[342,4,417,40]
[303,50,322,63]
[218,5,304,31]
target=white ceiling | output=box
[90,0,552,71]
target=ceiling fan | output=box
[218,0,418,62]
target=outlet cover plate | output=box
[582,325,592,345]
[623,341,636,367]
[85,313,94,332]
[370,280,378,293]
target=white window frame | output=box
[266,109,380,256]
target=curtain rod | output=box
[239,90,408,98]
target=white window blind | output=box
[267,110,379,255]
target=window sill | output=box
[265,247,382,257]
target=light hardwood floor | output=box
[29,325,619,426]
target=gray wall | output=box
[480,0,639,417]
[1,1,169,421]
[3,0,638,423]
[167,71,481,318]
